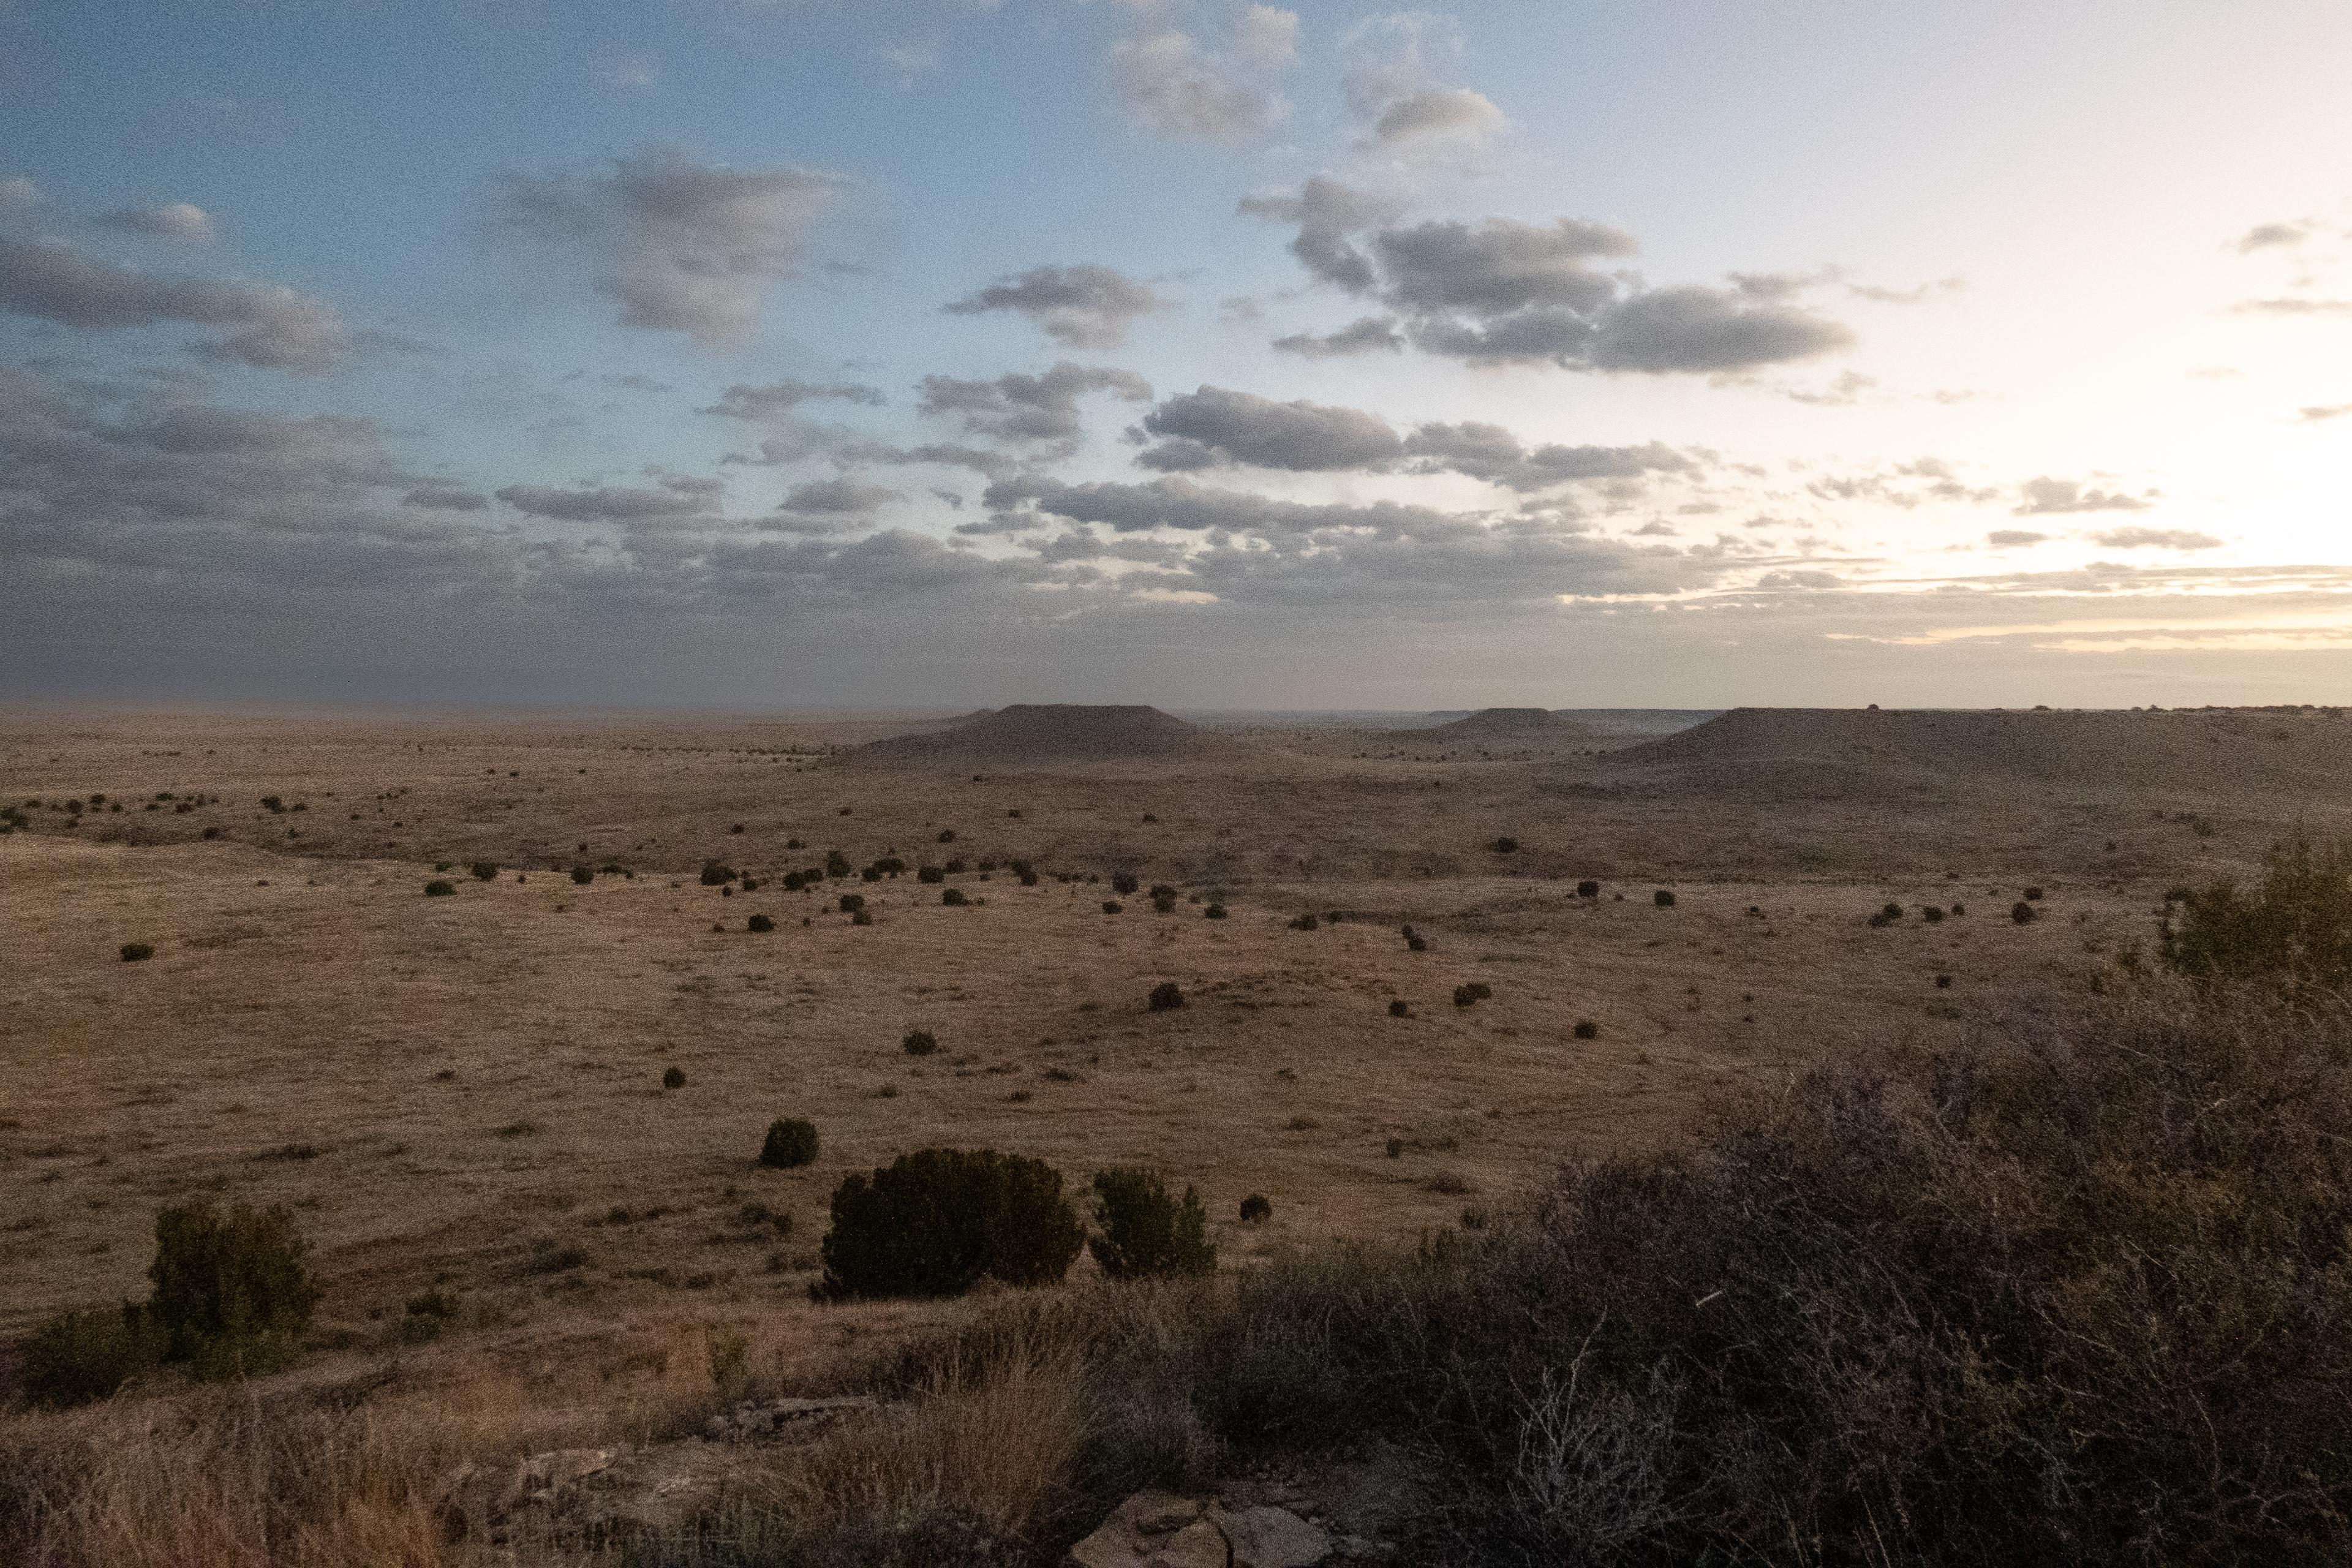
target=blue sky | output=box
[4,1,2351,709]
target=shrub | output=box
[2024,885,2044,901]
[938,829,957,843]
[701,861,736,886]
[816,1148,1084,1299]
[825,850,852,878]
[918,865,944,884]
[2160,835,2352,997]
[663,1066,687,1090]
[1936,974,1954,989]
[851,908,873,926]
[1204,903,1227,920]
[1102,900,1123,914]
[1289,913,1319,931]
[1923,906,1945,924]
[146,1200,318,1378]
[18,1302,164,1406]
[1150,885,1179,914]
[1112,872,1140,895]
[119,942,154,962]
[1654,889,1676,907]
[470,861,498,881]
[568,864,594,886]
[903,1029,939,1057]
[1239,1194,1272,1224]
[1882,902,1904,921]
[2012,900,2037,924]
[839,892,865,914]
[1453,982,1493,1008]
[747,913,775,932]
[941,888,970,907]
[1572,1019,1600,1039]
[1148,982,1185,1012]
[1016,862,1039,887]
[944,858,968,875]
[760,1117,820,1169]
[1389,1000,1411,1018]
[1577,880,1600,897]
[423,880,455,897]
[1491,836,1519,854]
[1089,1168,1216,1280]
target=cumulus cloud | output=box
[1137,386,1402,472]
[495,475,723,524]
[1986,529,2048,547]
[96,201,218,244]
[1245,195,1853,373]
[2089,526,2223,551]
[0,233,346,369]
[777,475,903,514]
[2013,477,2152,516]
[1372,86,1506,151]
[698,379,886,419]
[1401,422,1696,491]
[491,143,849,341]
[916,361,1152,448]
[2234,220,2310,252]
[1108,30,1284,141]
[944,263,1171,349]
[1271,315,1404,357]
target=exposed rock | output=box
[1068,1490,1330,1567]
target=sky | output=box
[4,0,2351,712]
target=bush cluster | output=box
[816,1148,1084,1300]
[760,1117,820,1169]
[1148,981,1184,1012]
[2161,834,2352,998]
[1088,1168,1216,1280]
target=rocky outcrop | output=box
[1067,1489,1332,1567]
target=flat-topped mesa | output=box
[1607,704,2352,799]
[839,703,1246,765]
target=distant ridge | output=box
[1390,707,1597,742]
[839,703,1247,765]
[1607,706,2352,799]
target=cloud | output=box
[402,484,490,511]
[2232,297,2352,317]
[1246,196,1853,372]
[698,379,886,419]
[494,475,722,524]
[1108,30,1283,141]
[1401,422,1696,491]
[1372,86,1506,151]
[1240,6,1300,64]
[491,143,849,342]
[0,175,39,212]
[1847,275,1966,304]
[776,475,903,514]
[916,361,1152,447]
[835,440,1022,480]
[1137,385,1403,472]
[944,263,1171,349]
[2234,220,2310,252]
[2089,526,2223,551]
[1271,315,1404,357]
[2013,477,2151,516]
[2301,403,2352,423]
[1985,529,2048,547]
[0,233,346,369]
[96,201,217,244]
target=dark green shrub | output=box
[1204,903,1227,920]
[903,1030,938,1056]
[918,865,944,884]
[1112,872,1140,895]
[1936,974,1953,989]
[1389,999,1411,1017]
[1148,981,1184,1011]
[701,861,736,886]
[470,861,499,881]
[1239,1193,1272,1223]
[1089,1167,1216,1280]
[1577,879,1600,897]
[1654,889,1676,907]
[1882,902,1904,921]
[2024,886,2044,901]
[1923,907,1945,923]
[2012,900,2037,924]
[783,870,808,891]
[1951,902,1967,916]
[747,913,775,932]
[826,850,852,878]
[147,1200,318,1378]
[938,828,957,843]
[424,880,456,897]
[1289,913,1319,930]
[1572,1019,1599,1039]
[18,1302,164,1406]
[851,908,873,926]
[570,865,595,886]
[839,892,865,913]
[120,942,154,962]
[663,1066,687,1090]
[1016,861,1039,887]
[1103,900,1123,914]
[944,858,967,875]
[1491,836,1519,854]
[2162,835,2352,997]
[816,1148,1084,1300]
[761,1118,820,1169]
[941,888,970,906]
[1453,982,1492,1008]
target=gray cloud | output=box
[95,201,218,244]
[1138,385,1403,472]
[777,475,904,514]
[491,143,849,341]
[698,379,886,419]
[2301,404,2352,423]
[2089,526,2223,551]
[2234,221,2310,252]
[2014,477,2151,516]
[2232,297,2352,317]
[916,361,1152,447]
[944,263,1171,349]
[495,475,723,524]
[0,234,345,369]
[1373,86,1505,150]
[1246,197,1853,373]
[1402,422,1697,491]
[1271,315,1404,357]
[835,441,1023,481]
[1986,529,2048,547]
[403,484,490,511]
[1108,30,1283,141]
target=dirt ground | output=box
[0,705,2310,1362]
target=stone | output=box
[1215,1504,1332,1567]
[1068,1491,1330,1568]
